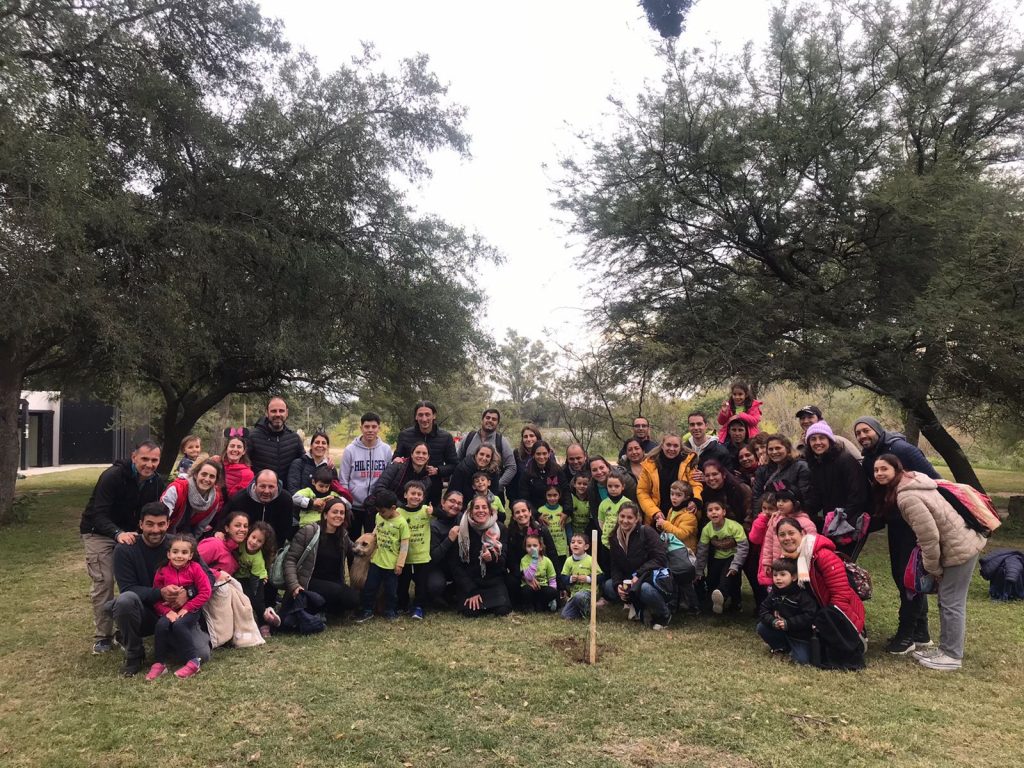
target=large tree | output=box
[559,0,1024,489]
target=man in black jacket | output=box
[221,469,296,548]
[394,400,458,507]
[618,416,658,465]
[248,397,304,479]
[685,412,734,478]
[110,502,212,676]
[80,442,164,655]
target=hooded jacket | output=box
[854,417,939,481]
[248,416,304,480]
[80,459,165,538]
[339,437,393,509]
[895,472,987,576]
[687,435,735,471]
[716,400,763,442]
[804,534,865,633]
[283,521,351,595]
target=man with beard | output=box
[394,400,458,507]
[685,412,734,480]
[248,397,304,479]
[456,408,516,496]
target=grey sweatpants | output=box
[935,554,979,660]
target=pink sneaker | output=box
[145,663,167,681]
[174,660,201,679]
[259,624,272,639]
[263,607,282,627]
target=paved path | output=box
[18,464,108,478]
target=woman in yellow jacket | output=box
[637,432,704,535]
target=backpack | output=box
[836,552,872,601]
[458,432,506,462]
[935,479,1001,537]
[270,525,320,589]
[902,545,937,598]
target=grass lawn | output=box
[2,469,1024,768]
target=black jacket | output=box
[221,487,296,549]
[113,536,214,606]
[286,453,337,496]
[692,438,735,472]
[506,523,558,581]
[80,460,164,538]
[430,514,461,577]
[394,424,458,504]
[587,467,638,523]
[807,444,869,520]
[607,524,667,586]
[758,583,820,640]
[248,417,304,480]
[368,460,432,510]
[752,459,819,517]
[447,523,511,607]
[447,455,503,500]
[519,460,569,511]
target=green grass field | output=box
[2,469,1023,768]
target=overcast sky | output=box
[258,0,773,343]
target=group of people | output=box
[81,387,989,678]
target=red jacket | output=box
[152,560,212,616]
[196,536,238,577]
[161,477,224,535]
[223,463,254,497]
[716,402,762,442]
[807,535,865,632]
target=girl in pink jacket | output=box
[147,534,213,680]
[748,489,818,587]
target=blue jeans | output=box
[361,563,399,614]
[561,590,591,620]
[602,579,670,622]
[756,621,812,665]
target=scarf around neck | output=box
[459,508,502,576]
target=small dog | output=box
[348,532,377,591]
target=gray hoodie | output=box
[339,437,394,508]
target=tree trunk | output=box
[155,386,232,476]
[0,361,25,526]
[903,410,921,446]
[911,401,985,492]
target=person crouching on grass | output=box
[356,489,409,622]
[519,533,558,612]
[560,532,600,620]
[756,558,819,664]
[146,534,212,680]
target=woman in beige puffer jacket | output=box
[872,454,987,671]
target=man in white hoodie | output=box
[339,412,394,539]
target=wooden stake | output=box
[589,528,598,664]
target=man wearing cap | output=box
[795,405,861,460]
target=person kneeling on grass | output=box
[602,502,671,629]
[756,558,819,664]
[693,500,749,614]
[146,534,213,680]
[109,502,212,677]
[560,533,600,620]
[448,495,512,617]
[356,489,410,622]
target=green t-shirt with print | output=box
[401,504,431,565]
[570,495,591,532]
[372,512,411,570]
[598,495,632,548]
[519,554,557,587]
[561,553,600,595]
[539,504,568,556]
[699,518,747,559]
[236,548,267,580]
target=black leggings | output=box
[307,578,361,615]
[241,576,266,626]
[154,611,203,663]
[518,584,558,612]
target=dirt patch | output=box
[555,634,616,665]
[602,738,759,768]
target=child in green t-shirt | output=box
[519,534,558,612]
[694,500,749,614]
[236,521,278,635]
[569,473,591,538]
[471,472,506,522]
[356,489,410,622]
[397,480,433,620]
[560,533,601,620]
[597,474,632,549]
[539,485,568,572]
[293,465,340,526]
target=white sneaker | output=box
[711,589,724,615]
[912,647,941,660]
[626,605,639,621]
[652,623,667,631]
[918,652,962,671]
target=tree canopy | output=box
[559,0,1024,489]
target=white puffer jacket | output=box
[896,473,987,576]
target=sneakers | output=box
[626,604,640,621]
[263,607,282,627]
[651,613,672,631]
[410,607,424,620]
[355,610,374,624]
[259,625,272,639]
[145,663,167,681]
[175,659,201,679]
[917,652,962,671]
[595,598,609,608]
[711,589,725,615]
[547,599,557,612]
[119,657,144,677]
[912,646,942,661]
[92,638,115,655]
[885,636,917,655]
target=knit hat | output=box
[795,405,823,419]
[804,421,835,443]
